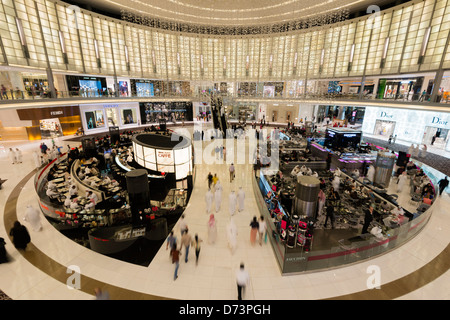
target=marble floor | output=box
[0,124,449,300]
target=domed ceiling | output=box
[68,0,400,27]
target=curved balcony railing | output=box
[1,88,449,105]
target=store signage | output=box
[17,106,80,120]
[380,111,394,119]
[343,134,357,138]
[103,104,119,108]
[157,150,172,160]
[431,117,448,126]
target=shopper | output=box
[236,263,250,300]
[94,288,110,300]
[0,237,8,264]
[8,148,16,164]
[179,214,188,236]
[324,189,338,229]
[396,171,408,193]
[15,148,23,164]
[9,221,31,250]
[214,180,223,212]
[23,205,42,232]
[229,163,235,182]
[362,205,374,234]
[438,176,449,196]
[249,216,259,246]
[212,173,219,189]
[227,218,238,254]
[1,84,8,99]
[205,188,213,214]
[258,216,267,246]
[317,189,326,217]
[207,172,213,189]
[420,144,427,158]
[237,186,245,212]
[229,190,237,216]
[33,151,42,168]
[193,234,203,266]
[180,228,193,263]
[170,243,181,281]
[207,214,217,244]
[166,231,177,250]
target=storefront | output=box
[66,75,108,96]
[15,106,81,140]
[139,101,193,124]
[79,102,141,135]
[373,119,396,137]
[362,107,450,151]
[377,77,423,100]
[131,79,155,97]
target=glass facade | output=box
[0,0,449,83]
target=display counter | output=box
[310,142,376,172]
[252,161,436,275]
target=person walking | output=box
[249,216,259,246]
[229,163,235,182]
[170,243,181,280]
[396,171,408,193]
[8,148,17,165]
[0,237,7,264]
[438,176,449,196]
[212,173,219,189]
[94,288,110,300]
[193,234,203,266]
[9,221,31,250]
[362,205,374,234]
[317,189,326,217]
[227,218,238,254]
[236,263,250,300]
[324,189,339,229]
[207,172,213,190]
[229,190,237,216]
[178,214,188,237]
[166,231,177,250]
[180,228,193,263]
[237,186,245,212]
[258,215,267,246]
[15,148,23,164]
[207,214,217,244]
[205,188,213,214]
[214,180,223,212]
[420,144,427,158]
[23,205,42,232]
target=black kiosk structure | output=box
[89,132,193,257]
[324,128,362,151]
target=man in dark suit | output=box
[362,205,374,234]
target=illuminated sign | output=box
[380,112,393,119]
[431,117,448,126]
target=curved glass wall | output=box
[0,0,450,82]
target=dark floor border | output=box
[3,169,450,300]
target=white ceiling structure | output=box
[70,0,397,27]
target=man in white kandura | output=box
[237,187,245,212]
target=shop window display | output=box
[122,108,137,124]
[39,118,63,139]
[84,110,105,130]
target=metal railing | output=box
[1,88,449,105]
